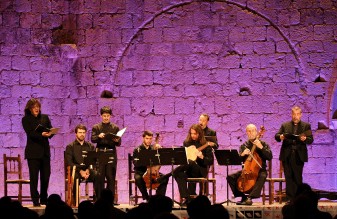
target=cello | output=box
[143,133,161,189]
[237,126,265,193]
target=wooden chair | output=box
[128,153,143,205]
[262,160,286,204]
[206,164,216,204]
[182,164,216,204]
[3,154,31,203]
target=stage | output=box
[25,200,337,219]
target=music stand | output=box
[214,149,241,206]
[83,150,114,172]
[156,147,188,207]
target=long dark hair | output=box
[185,124,207,145]
[24,98,41,116]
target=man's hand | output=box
[253,139,263,149]
[241,148,251,156]
[113,136,120,142]
[42,132,51,137]
[299,134,306,141]
[153,143,162,150]
[80,169,90,180]
[197,151,204,159]
[280,134,285,140]
[98,133,105,138]
[207,141,215,147]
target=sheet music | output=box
[116,127,127,137]
[49,127,60,135]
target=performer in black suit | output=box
[227,124,272,205]
[22,98,54,206]
[173,124,214,206]
[91,106,121,200]
[275,106,314,201]
[132,130,169,202]
[199,113,219,149]
[65,124,102,203]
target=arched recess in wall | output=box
[327,60,337,128]
[112,0,306,89]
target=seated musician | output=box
[65,124,102,204]
[173,124,215,206]
[133,130,170,202]
[226,124,273,205]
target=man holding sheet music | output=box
[22,98,55,206]
[91,106,122,200]
[275,106,314,201]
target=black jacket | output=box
[91,122,121,150]
[275,120,314,162]
[22,114,53,159]
[183,140,214,177]
[65,140,95,172]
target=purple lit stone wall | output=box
[1,0,337,204]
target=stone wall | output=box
[0,0,337,203]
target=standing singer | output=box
[22,98,55,206]
[275,106,314,201]
[133,131,170,202]
[227,124,272,205]
[91,106,121,200]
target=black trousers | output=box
[173,162,205,199]
[134,171,168,200]
[227,169,267,199]
[98,162,117,199]
[27,157,50,204]
[72,169,102,202]
[283,150,304,200]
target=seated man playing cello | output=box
[133,130,170,202]
[227,124,273,205]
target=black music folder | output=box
[205,136,217,142]
[214,149,241,166]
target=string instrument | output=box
[143,133,161,189]
[237,126,266,193]
[66,165,76,206]
[66,166,72,206]
[185,141,215,162]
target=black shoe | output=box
[237,197,253,205]
[180,197,192,207]
[33,202,41,207]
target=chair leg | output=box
[76,179,79,207]
[262,185,265,205]
[19,183,23,203]
[134,183,138,205]
[213,182,216,204]
[278,182,282,204]
[270,181,274,205]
